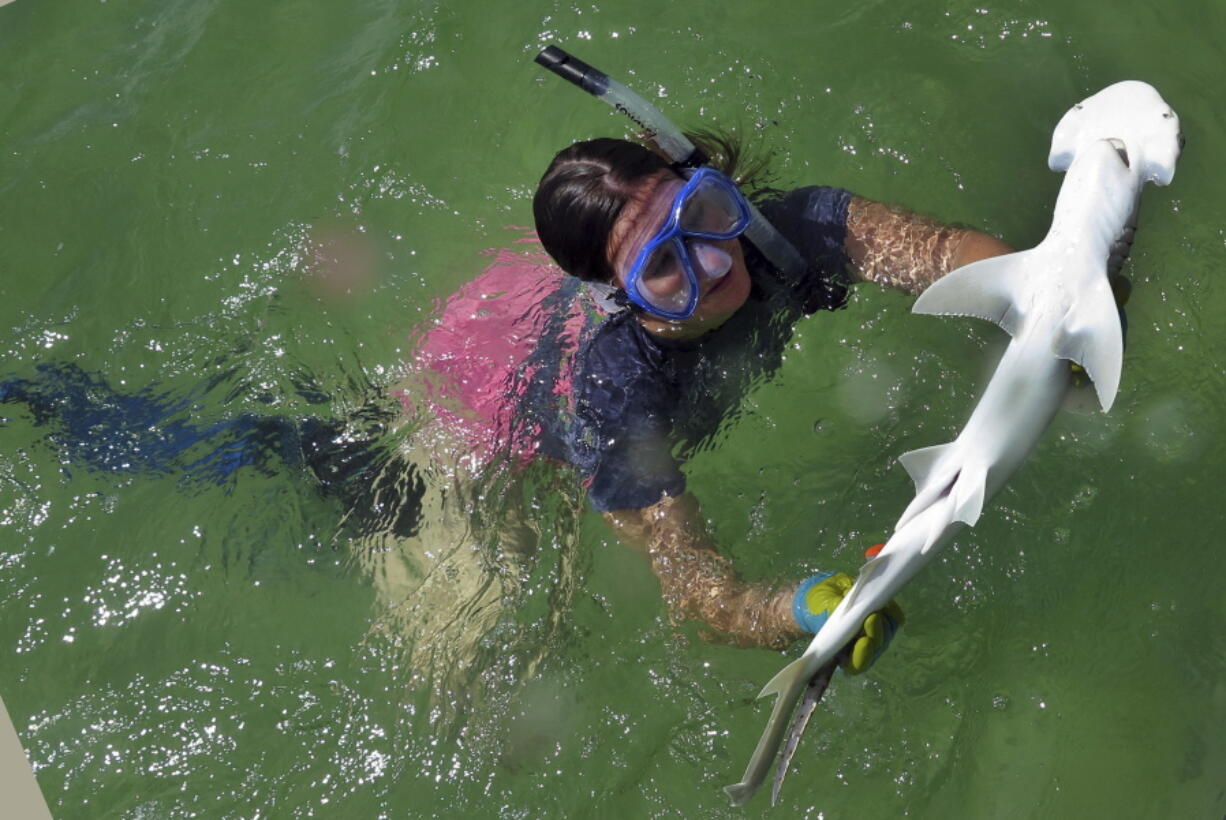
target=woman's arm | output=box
[843,195,1014,294]
[604,492,805,649]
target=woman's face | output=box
[606,170,751,335]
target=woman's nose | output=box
[690,241,732,281]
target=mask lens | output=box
[688,240,732,280]
[678,175,746,236]
[632,242,694,314]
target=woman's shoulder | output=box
[748,186,857,312]
[757,185,856,233]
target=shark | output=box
[725,80,1183,806]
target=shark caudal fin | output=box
[1052,286,1124,411]
[724,656,817,806]
[911,251,1034,336]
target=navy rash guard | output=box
[563,185,855,512]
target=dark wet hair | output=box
[532,130,771,284]
[532,138,671,284]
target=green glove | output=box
[792,570,905,675]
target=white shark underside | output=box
[726,81,1182,806]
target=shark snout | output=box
[1048,81,1180,186]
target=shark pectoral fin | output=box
[911,251,1034,336]
[725,656,817,807]
[1053,286,1124,411]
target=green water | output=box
[3,0,1226,817]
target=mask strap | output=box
[584,281,633,314]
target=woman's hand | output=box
[605,495,905,661]
[792,570,905,674]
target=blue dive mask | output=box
[621,167,752,320]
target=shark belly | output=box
[960,327,1071,496]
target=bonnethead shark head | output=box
[1048,80,1182,186]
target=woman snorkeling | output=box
[524,130,1012,664]
[0,50,1015,700]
